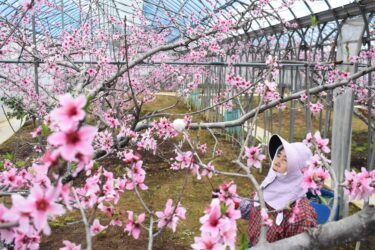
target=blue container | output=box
[307,189,340,224]
[189,93,201,109]
[224,109,241,137]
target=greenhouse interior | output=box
[0,0,374,249]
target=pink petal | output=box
[132,227,141,239]
[30,185,44,201]
[59,94,76,106]
[48,132,66,146]
[77,142,94,158]
[48,203,65,216]
[138,213,145,223]
[79,126,97,141]
[165,199,173,214]
[155,211,164,219]
[43,222,52,235]
[127,211,134,220]
[60,144,78,161]
[18,217,30,233]
[75,95,87,109]
[32,210,47,231]
[11,194,28,209]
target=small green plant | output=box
[15,160,26,168]
[4,152,14,161]
[352,141,368,153]
[240,233,249,250]
[41,124,51,136]
[311,15,318,28]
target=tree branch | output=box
[251,206,375,250]
[136,65,375,131]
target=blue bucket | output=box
[307,189,340,224]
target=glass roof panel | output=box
[308,1,329,13]
[273,8,294,22]
[0,0,369,42]
[291,3,311,18]
[329,0,352,8]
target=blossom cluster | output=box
[213,92,233,110]
[0,93,102,247]
[265,55,279,77]
[302,132,331,195]
[93,130,114,152]
[255,80,280,103]
[309,100,324,114]
[124,160,148,191]
[0,160,68,248]
[244,146,266,169]
[192,182,241,250]
[303,132,330,154]
[343,168,375,201]
[48,94,97,163]
[136,129,157,154]
[212,181,241,208]
[227,74,252,91]
[103,109,120,128]
[155,199,186,232]
[171,150,202,179]
[151,117,178,139]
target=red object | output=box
[247,192,317,245]
[234,200,240,210]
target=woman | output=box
[240,134,317,246]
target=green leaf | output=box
[311,15,318,27]
[96,230,107,239]
[4,153,14,161]
[240,233,249,250]
[220,203,228,215]
[15,160,26,168]
[42,124,51,136]
[92,161,100,172]
[83,95,92,112]
[1,96,28,120]
[319,195,328,205]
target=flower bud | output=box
[172,119,186,132]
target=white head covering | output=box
[260,134,313,210]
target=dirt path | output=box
[0,109,24,145]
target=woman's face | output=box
[272,149,288,173]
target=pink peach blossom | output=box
[60,240,81,250]
[47,126,97,161]
[124,211,145,239]
[90,219,107,236]
[244,146,266,168]
[156,199,186,232]
[51,94,86,130]
[28,185,65,235]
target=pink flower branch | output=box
[234,160,268,244]
[315,149,339,222]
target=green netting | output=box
[188,92,201,110]
[224,108,241,137]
